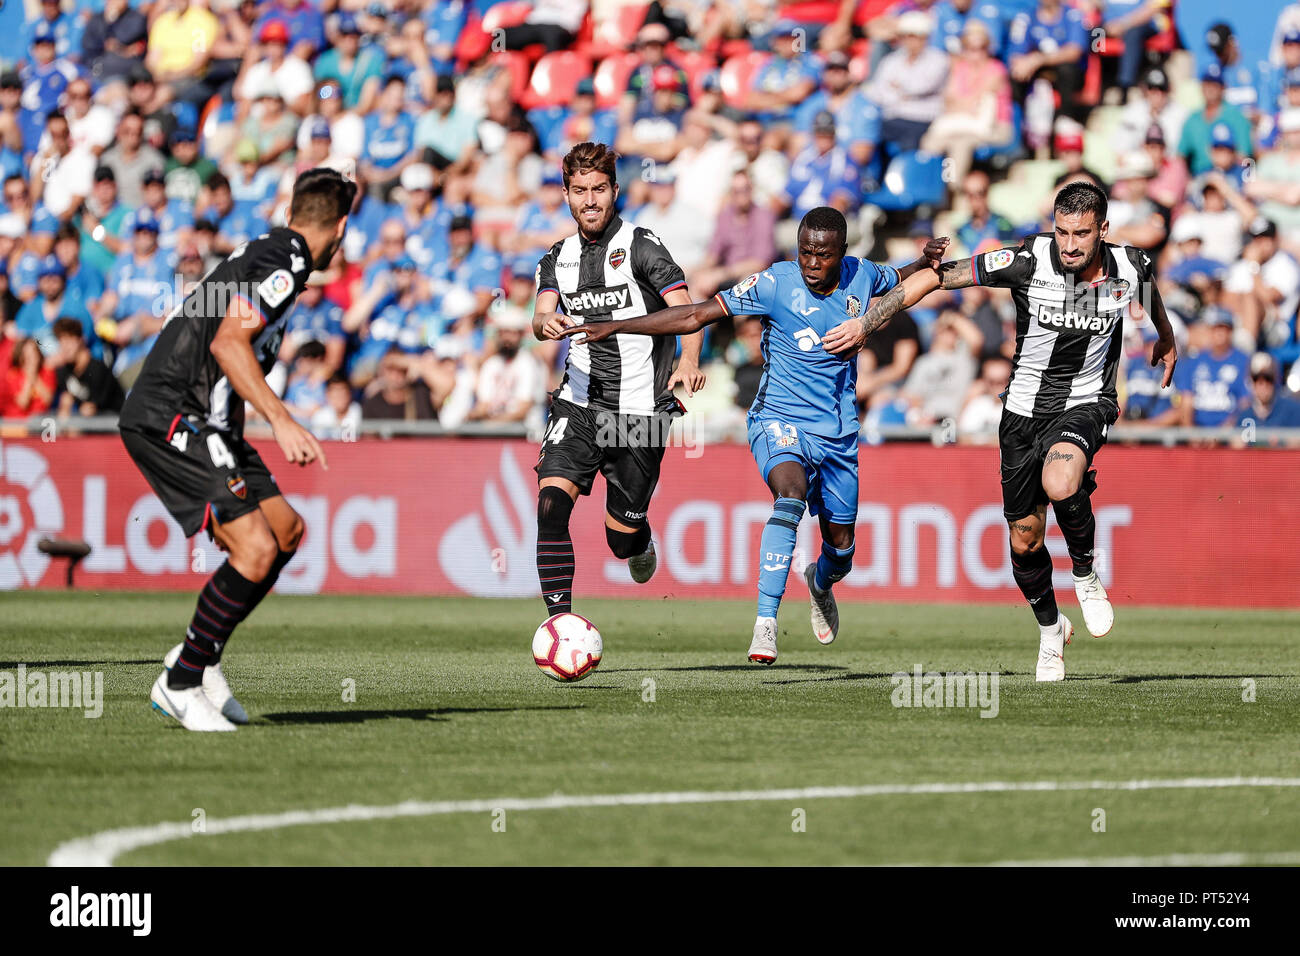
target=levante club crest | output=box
[608,248,626,269]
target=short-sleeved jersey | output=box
[972,234,1150,420]
[120,227,314,437]
[537,215,687,416]
[715,258,901,439]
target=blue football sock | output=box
[756,497,805,618]
[813,541,855,592]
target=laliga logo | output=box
[0,441,63,589]
[438,447,539,597]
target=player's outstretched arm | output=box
[822,268,942,357]
[560,297,728,345]
[210,304,328,470]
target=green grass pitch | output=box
[2,592,1298,866]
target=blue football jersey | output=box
[714,258,900,438]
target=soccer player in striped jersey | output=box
[845,182,1179,680]
[563,207,947,663]
[530,142,705,620]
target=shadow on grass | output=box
[599,664,848,674]
[259,705,585,725]
[0,659,157,668]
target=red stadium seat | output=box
[593,51,640,109]
[481,1,531,33]
[491,50,534,103]
[522,50,593,109]
[719,51,769,110]
[583,3,649,58]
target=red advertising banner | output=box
[0,435,1295,607]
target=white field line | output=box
[47,776,1300,867]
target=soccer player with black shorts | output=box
[844,182,1178,680]
[530,142,705,619]
[119,167,355,731]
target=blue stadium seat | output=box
[863,150,947,212]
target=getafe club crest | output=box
[227,475,247,500]
[608,248,626,269]
[846,294,863,318]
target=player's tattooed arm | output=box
[937,257,977,290]
[560,297,728,344]
[822,268,941,357]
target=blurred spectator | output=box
[22,20,80,135]
[508,170,572,262]
[62,77,115,158]
[690,170,777,299]
[550,76,619,162]
[467,310,544,427]
[866,11,948,152]
[776,111,860,248]
[728,116,789,209]
[745,18,823,127]
[360,75,419,198]
[729,314,765,410]
[921,19,1011,189]
[1205,22,1261,122]
[957,354,1012,442]
[30,110,94,218]
[472,112,542,237]
[255,0,326,63]
[429,214,503,317]
[198,171,262,255]
[953,170,1015,257]
[1259,65,1300,147]
[0,72,24,169]
[856,308,921,414]
[310,372,362,439]
[146,0,220,106]
[1140,123,1188,211]
[281,273,345,377]
[14,255,96,359]
[282,339,330,423]
[345,254,438,387]
[54,222,104,320]
[0,337,55,418]
[933,0,1005,59]
[620,22,688,126]
[1237,352,1300,428]
[414,74,476,171]
[1008,0,1089,127]
[1122,324,1180,425]
[1182,179,1245,266]
[497,0,589,54]
[234,18,315,116]
[1101,0,1173,93]
[1224,218,1300,351]
[1107,152,1167,252]
[634,168,710,274]
[164,127,217,207]
[97,211,174,387]
[1172,307,1251,426]
[361,346,439,421]
[314,11,384,112]
[53,317,122,417]
[80,0,149,87]
[121,166,194,254]
[794,50,880,183]
[1245,108,1300,245]
[238,81,298,170]
[76,165,128,276]
[1178,64,1252,176]
[1164,216,1226,292]
[617,64,688,198]
[895,309,983,426]
[668,111,736,221]
[99,109,165,208]
[308,79,365,164]
[1117,67,1186,158]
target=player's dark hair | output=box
[52,317,84,340]
[562,142,618,189]
[797,206,848,248]
[289,167,357,228]
[1054,181,1108,224]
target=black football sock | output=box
[1053,485,1097,578]
[1011,543,1059,627]
[209,549,296,664]
[170,561,260,688]
[537,487,576,616]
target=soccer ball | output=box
[532,613,603,682]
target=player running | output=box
[119,167,355,731]
[562,206,946,663]
[836,181,1178,681]
[530,142,705,619]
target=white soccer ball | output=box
[532,613,603,683]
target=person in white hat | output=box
[1107,151,1166,251]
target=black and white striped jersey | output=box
[973,233,1151,419]
[536,215,688,417]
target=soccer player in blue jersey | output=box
[562,207,946,663]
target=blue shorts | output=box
[747,416,860,524]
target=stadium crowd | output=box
[1,0,1299,443]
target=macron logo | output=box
[50,886,151,936]
[560,286,630,315]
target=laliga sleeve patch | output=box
[732,273,760,296]
[983,249,1015,273]
[256,269,295,309]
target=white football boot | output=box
[628,539,657,584]
[165,642,250,724]
[1035,613,1073,682]
[803,564,839,645]
[748,617,778,665]
[150,672,237,732]
[1072,570,1114,637]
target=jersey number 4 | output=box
[207,433,237,470]
[544,417,569,445]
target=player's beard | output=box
[573,201,612,237]
[1059,239,1100,276]
[313,235,342,271]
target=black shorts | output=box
[998,403,1115,521]
[120,421,278,537]
[535,397,680,525]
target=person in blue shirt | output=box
[313,12,385,110]
[360,75,418,197]
[1206,22,1263,122]
[745,21,822,125]
[1172,307,1251,426]
[1101,0,1169,91]
[792,51,881,188]
[280,276,346,377]
[429,214,502,314]
[25,0,79,63]
[98,212,176,382]
[933,0,1004,58]
[14,255,97,359]
[119,167,194,253]
[344,254,440,386]
[781,112,862,223]
[561,207,946,664]
[254,0,326,61]
[1121,327,1177,423]
[20,23,82,153]
[1178,64,1254,176]
[1007,0,1089,123]
[1238,352,1300,430]
[54,222,105,319]
[422,0,468,74]
[511,171,572,264]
